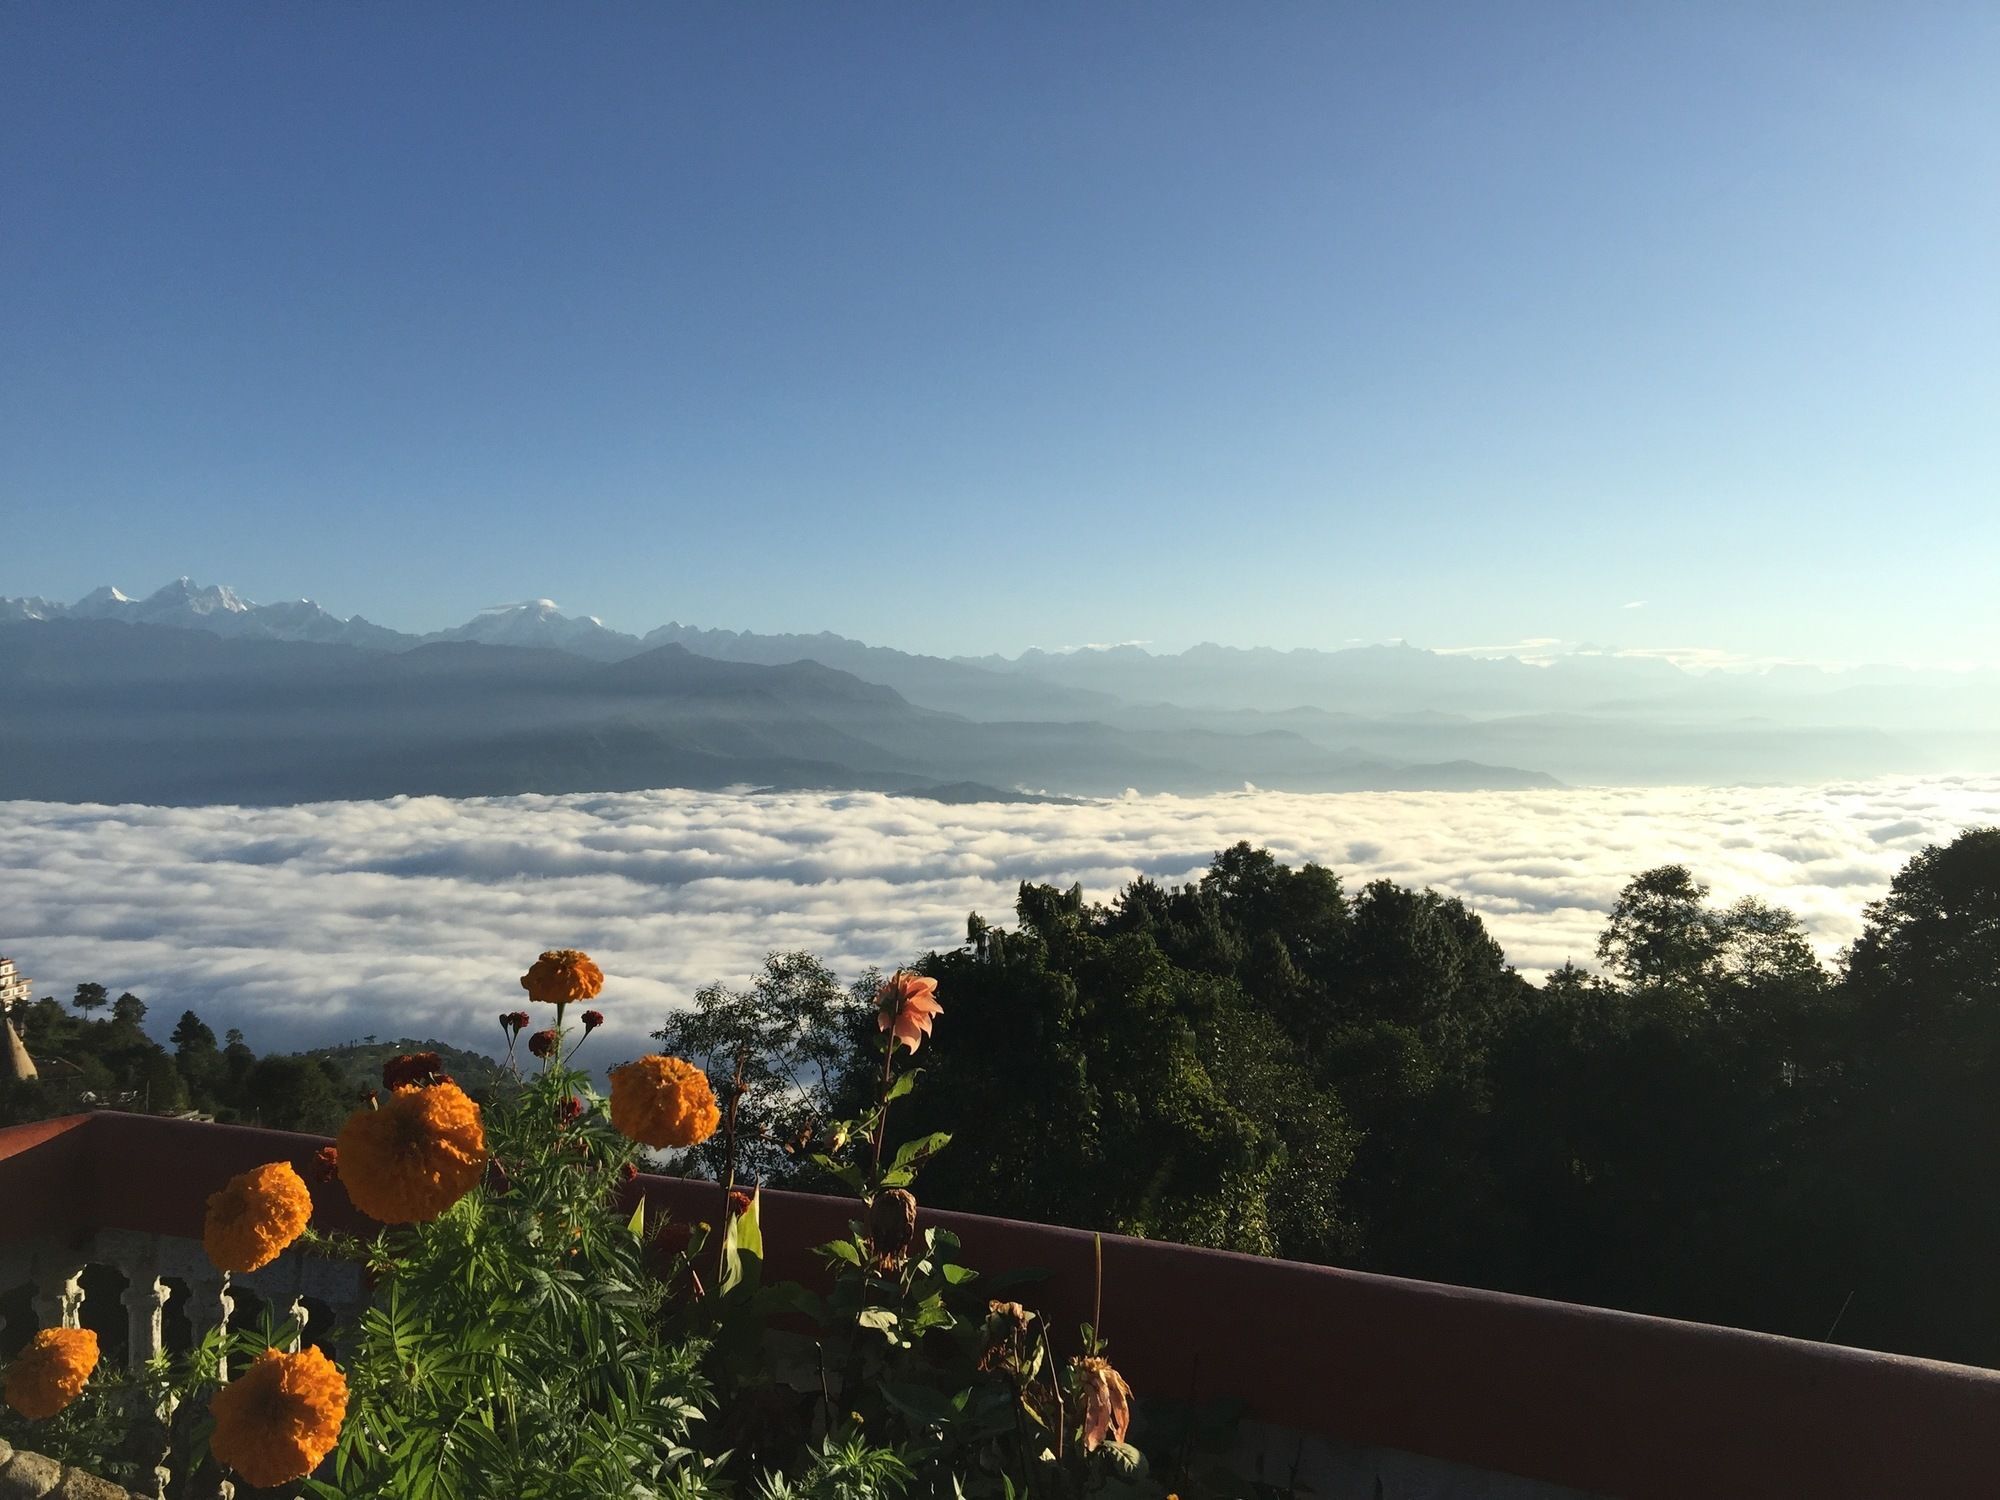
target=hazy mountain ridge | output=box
[0,621,1554,803]
[5,578,1992,790]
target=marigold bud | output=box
[728,1189,752,1218]
[528,1028,559,1059]
[620,1161,639,1182]
[313,1145,340,1184]
[502,1010,531,1035]
[581,1008,604,1032]
[559,1095,584,1124]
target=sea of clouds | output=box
[3,776,1997,1070]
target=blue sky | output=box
[3,3,1995,665]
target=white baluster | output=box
[30,1252,86,1329]
[186,1272,235,1379]
[285,1292,310,1353]
[123,1269,170,1367]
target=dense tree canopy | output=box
[666,828,2000,1368]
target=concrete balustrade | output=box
[5,1111,2000,1499]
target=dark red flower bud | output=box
[528,1028,559,1059]
[501,1010,532,1036]
[619,1161,639,1182]
[382,1051,444,1090]
[581,1009,604,1032]
[559,1095,584,1124]
[312,1145,340,1184]
[728,1189,752,1218]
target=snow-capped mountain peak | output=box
[0,579,406,650]
[430,599,636,660]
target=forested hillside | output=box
[664,827,2000,1368]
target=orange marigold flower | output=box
[520,948,604,1005]
[608,1054,720,1148]
[209,1346,347,1489]
[875,971,942,1053]
[335,1080,486,1223]
[4,1326,98,1419]
[381,1051,445,1090]
[1075,1355,1133,1449]
[204,1161,314,1274]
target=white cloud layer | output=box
[3,778,1997,1069]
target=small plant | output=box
[2,949,1194,1499]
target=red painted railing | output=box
[6,1111,1999,1498]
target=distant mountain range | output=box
[2,578,1993,802]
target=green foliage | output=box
[651,951,875,1187]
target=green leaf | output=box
[821,1237,864,1266]
[626,1197,646,1238]
[737,1187,764,1263]
[889,1130,952,1172]
[718,1190,763,1295]
[878,1379,964,1427]
[884,1068,922,1101]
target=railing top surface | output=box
[4,1111,1997,1499]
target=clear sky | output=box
[3,3,1995,665]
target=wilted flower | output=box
[581,1008,604,1032]
[520,948,604,1006]
[528,1028,560,1060]
[1074,1355,1133,1449]
[209,1346,347,1488]
[4,1327,98,1419]
[608,1055,720,1148]
[203,1161,314,1274]
[336,1081,486,1223]
[312,1145,340,1184]
[382,1051,445,1090]
[875,971,942,1053]
[978,1299,1037,1376]
[868,1187,918,1268]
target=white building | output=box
[0,955,31,1011]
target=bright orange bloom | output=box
[1075,1355,1133,1449]
[520,948,604,1005]
[204,1161,314,1273]
[4,1327,98,1419]
[608,1054,720,1148]
[875,971,942,1053]
[209,1346,347,1488]
[335,1080,486,1223]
